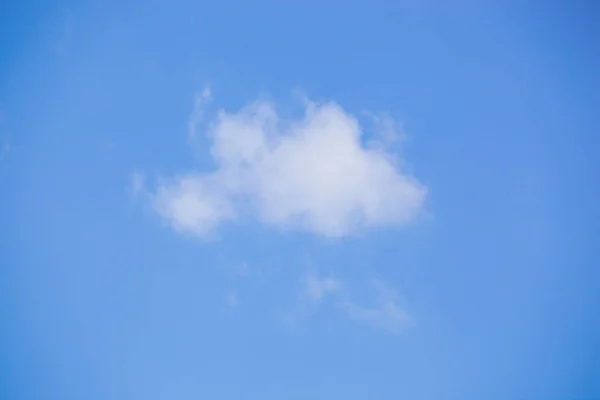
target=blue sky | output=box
[1,1,598,399]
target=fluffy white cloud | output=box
[143,90,426,238]
[153,173,235,237]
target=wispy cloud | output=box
[188,86,212,138]
[282,272,342,327]
[130,172,145,195]
[304,272,342,303]
[287,273,412,335]
[229,262,251,277]
[137,90,426,238]
[225,291,238,308]
[338,281,413,334]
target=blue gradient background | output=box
[1,1,598,399]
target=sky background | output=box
[1,1,598,399]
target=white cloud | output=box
[153,173,235,237]
[339,281,413,334]
[141,91,426,238]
